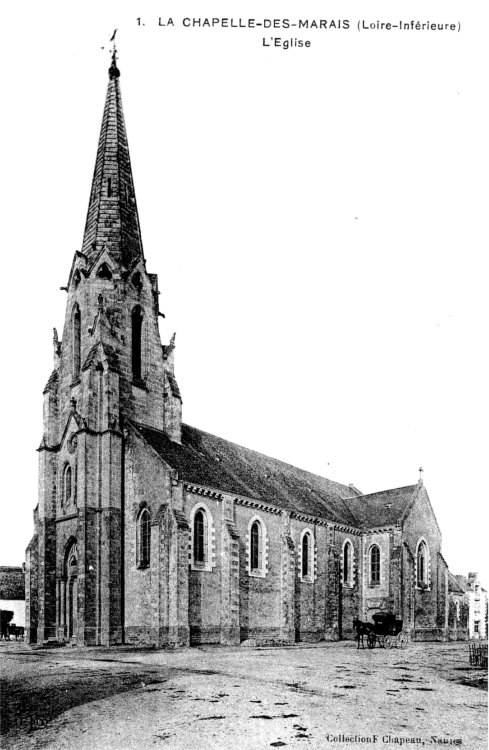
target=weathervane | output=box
[108,29,120,80]
[110,29,117,59]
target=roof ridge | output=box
[354,484,418,500]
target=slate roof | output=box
[0,567,25,600]
[81,57,143,267]
[448,571,465,594]
[132,422,415,529]
[343,485,418,528]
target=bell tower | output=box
[25,52,182,646]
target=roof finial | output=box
[418,466,424,484]
[109,32,120,80]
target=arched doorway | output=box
[65,540,78,640]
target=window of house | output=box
[370,545,380,585]
[137,508,150,568]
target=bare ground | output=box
[0,640,486,750]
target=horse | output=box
[352,618,375,649]
[8,625,25,641]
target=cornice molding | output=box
[184,483,223,501]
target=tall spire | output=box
[81,50,144,268]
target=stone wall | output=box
[402,485,444,640]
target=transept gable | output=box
[400,482,442,538]
[344,484,418,529]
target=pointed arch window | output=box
[97,263,112,280]
[63,464,72,504]
[193,509,206,565]
[250,521,260,571]
[369,545,381,586]
[416,540,429,588]
[72,305,81,381]
[300,530,315,582]
[131,272,143,292]
[343,540,354,587]
[137,508,151,568]
[132,306,143,381]
[190,505,214,571]
[302,533,310,577]
[246,516,268,577]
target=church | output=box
[25,54,456,648]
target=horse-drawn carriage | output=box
[353,612,408,649]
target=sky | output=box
[0,1,487,585]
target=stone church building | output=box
[25,55,454,648]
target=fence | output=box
[468,643,488,669]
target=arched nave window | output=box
[299,529,315,582]
[369,545,381,586]
[251,521,260,570]
[137,508,151,568]
[342,540,354,587]
[190,504,215,572]
[247,516,268,577]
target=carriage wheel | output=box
[384,635,394,649]
[367,632,376,649]
[397,632,408,649]
[377,635,385,648]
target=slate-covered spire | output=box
[81,51,144,268]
